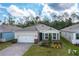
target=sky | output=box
[0,3,79,22]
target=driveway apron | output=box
[0,43,32,56]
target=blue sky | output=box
[0,3,79,21]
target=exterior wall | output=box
[0,32,14,42]
[61,31,74,43]
[15,30,60,43]
[0,38,6,42]
[41,30,60,40]
[72,33,79,44]
[61,31,79,44]
[15,31,38,39]
[3,32,14,41]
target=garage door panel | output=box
[17,32,38,43]
[18,36,35,43]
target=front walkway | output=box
[0,43,32,56]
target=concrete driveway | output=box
[0,43,32,56]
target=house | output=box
[15,24,60,43]
[0,25,21,42]
[61,24,79,44]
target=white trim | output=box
[75,33,79,39]
[42,33,60,40]
[52,33,57,40]
[55,33,57,40]
[43,33,49,40]
[58,33,60,40]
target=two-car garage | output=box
[15,31,38,43]
[18,35,35,43]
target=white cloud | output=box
[7,5,36,17]
[7,5,25,17]
[41,3,59,21]
[23,8,30,17]
[62,3,79,15]
[27,9,36,17]
[58,3,74,9]
[42,3,58,14]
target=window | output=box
[76,33,79,39]
[0,33,2,39]
[53,33,56,39]
[44,33,49,39]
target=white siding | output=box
[61,31,79,44]
[0,38,6,42]
[61,31,74,43]
[15,31,38,38]
[72,33,79,44]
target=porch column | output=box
[58,33,60,40]
[52,33,53,40]
[42,33,44,40]
[56,33,57,40]
[56,33,60,40]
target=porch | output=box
[39,32,60,41]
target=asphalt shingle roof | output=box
[0,25,21,32]
[17,24,59,32]
[61,24,79,32]
[0,24,59,32]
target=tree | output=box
[65,18,72,27]
[7,14,15,25]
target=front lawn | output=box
[24,44,68,56]
[0,41,13,50]
[24,37,79,56]
[61,37,79,50]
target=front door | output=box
[39,33,42,41]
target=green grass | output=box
[61,37,79,50]
[0,42,12,50]
[24,37,79,56]
[24,44,68,56]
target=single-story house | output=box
[15,24,60,43]
[61,24,79,44]
[0,25,21,42]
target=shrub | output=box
[68,49,79,56]
[73,51,79,56]
[11,39,17,43]
[51,42,62,48]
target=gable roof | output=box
[17,24,59,32]
[61,24,79,32]
[0,25,21,32]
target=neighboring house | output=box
[15,24,60,43]
[61,24,79,44]
[0,25,21,42]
